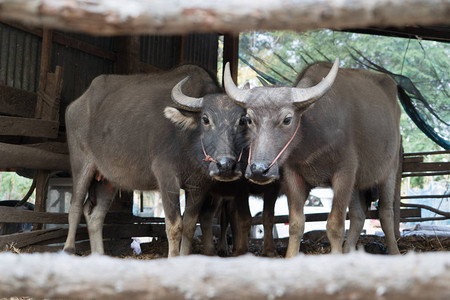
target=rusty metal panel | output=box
[0,23,41,92]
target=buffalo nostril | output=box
[250,163,270,176]
[217,158,236,171]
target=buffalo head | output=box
[165,77,247,182]
[223,59,339,185]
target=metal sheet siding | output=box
[0,23,41,92]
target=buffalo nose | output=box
[217,157,236,172]
[250,162,269,176]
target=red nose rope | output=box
[248,116,302,169]
[200,135,243,164]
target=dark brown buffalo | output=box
[224,59,401,256]
[64,65,250,256]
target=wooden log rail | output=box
[0,252,449,299]
[0,0,448,36]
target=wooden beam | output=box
[114,36,141,74]
[0,116,58,138]
[223,34,239,85]
[402,162,450,173]
[33,170,50,230]
[35,28,53,119]
[0,207,165,224]
[251,208,421,225]
[0,0,448,36]
[2,21,117,61]
[0,224,166,249]
[0,142,70,171]
[0,84,37,118]
[0,253,449,299]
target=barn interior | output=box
[0,1,449,298]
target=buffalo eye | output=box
[239,116,247,126]
[246,116,252,125]
[283,116,292,125]
[202,115,210,125]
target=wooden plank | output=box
[0,0,448,36]
[0,207,165,224]
[402,161,450,173]
[0,142,70,171]
[402,194,450,199]
[403,156,424,163]
[0,224,166,249]
[0,84,37,118]
[0,116,58,138]
[25,141,69,154]
[402,171,450,177]
[251,208,421,225]
[403,150,450,156]
[1,253,449,300]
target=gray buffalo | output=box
[224,59,401,256]
[64,65,250,256]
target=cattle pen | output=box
[0,0,449,299]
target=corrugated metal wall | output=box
[140,33,218,73]
[51,34,115,122]
[1,23,219,125]
[140,35,182,70]
[183,33,218,75]
[0,23,41,92]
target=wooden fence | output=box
[1,150,449,251]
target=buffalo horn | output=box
[292,58,339,107]
[224,62,249,106]
[171,76,203,112]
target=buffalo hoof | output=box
[62,247,76,255]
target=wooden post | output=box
[35,28,53,119]
[33,170,50,230]
[114,36,141,74]
[223,34,239,85]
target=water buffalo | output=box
[224,59,401,256]
[64,65,251,256]
[170,85,282,256]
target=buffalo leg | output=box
[343,190,368,253]
[199,195,221,256]
[233,192,251,256]
[216,199,229,256]
[83,181,116,255]
[181,190,207,256]
[285,168,310,258]
[63,161,95,254]
[155,168,182,257]
[327,168,356,254]
[261,186,278,257]
[378,168,401,255]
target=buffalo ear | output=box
[164,107,198,130]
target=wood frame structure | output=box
[0,0,448,36]
[0,0,448,253]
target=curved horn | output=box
[171,76,203,112]
[292,58,340,107]
[223,62,249,106]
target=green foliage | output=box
[0,172,35,203]
[237,30,449,156]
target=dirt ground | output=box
[6,230,448,259]
[121,231,450,259]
